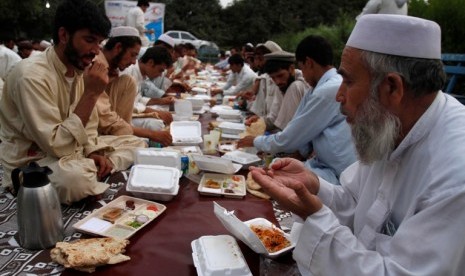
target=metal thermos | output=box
[12,162,63,250]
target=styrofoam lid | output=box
[128,165,179,193]
[191,235,252,276]
[218,122,245,131]
[221,150,261,165]
[135,149,181,172]
[191,155,242,174]
[170,121,202,139]
[210,105,232,114]
[174,100,193,116]
[191,87,208,94]
[217,109,241,116]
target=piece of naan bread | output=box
[246,171,270,200]
[240,117,266,138]
[50,237,130,273]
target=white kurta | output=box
[222,64,258,95]
[249,74,283,129]
[294,92,465,275]
[0,45,21,96]
[0,47,146,204]
[124,6,150,47]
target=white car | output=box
[164,30,219,50]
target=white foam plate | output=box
[170,121,203,145]
[218,122,245,135]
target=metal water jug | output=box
[12,162,64,250]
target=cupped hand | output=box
[250,168,322,219]
[89,153,113,180]
[267,158,320,194]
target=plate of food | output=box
[73,196,166,239]
[198,173,246,199]
[217,141,237,154]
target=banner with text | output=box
[104,0,165,43]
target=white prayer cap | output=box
[347,14,441,59]
[225,50,231,56]
[157,33,175,48]
[246,42,254,48]
[40,40,52,48]
[110,26,139,38]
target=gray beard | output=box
[351,94,401,164]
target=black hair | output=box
[137,0,150,7]
[295,35,333,66]
[228,54,244,66]
[254,45,271,56]
[263,60,293,75]
[154,39,173,50]
[53,0,111,44]
[183,42,196,51]
[140,45,173,67]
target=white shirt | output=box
[121,61,150,113]
[222,64,257,95]
[0,45,21,80]
[124,6,149,46]
[294,92,465,275]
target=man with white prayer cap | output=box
[251,14,465,275]
[95,26,172,146]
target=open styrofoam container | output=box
[126,164,180,201]
[221,150,261,166]
[213,202,297,259]
[135,148,181,176]
[218,109,242,120]
[191,155,242,174]
[170,121,203,145]
[191,87,208,94]
[210,105,233,114]
[191,235,252,276]
[218,122,245,135]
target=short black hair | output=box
[137,1,150,7]
[53,0,111,44]
[140,45,173,67]
[295,35,333,66]
[183,42,196,51]
[104,36,141,51]
[263,60,293,75]
[228,54,244,66]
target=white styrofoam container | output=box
[185,97,204,110]
[217,109,242,120]
[210,105,232,114]
[191,155,242,174]
[135,149,181,173]
[126,165,180,201]
[191,87,208,94]
[191,235,252,276]
[170,121,203,145]
[218,122,245,135]
[221,150,261,165]
[213,202,296,259]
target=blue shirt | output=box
[253,68,356,184]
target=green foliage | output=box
[409,0,465,53]
[273,13,356,67]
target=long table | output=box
[62,112,284,275]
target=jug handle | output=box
[11,168,22,196]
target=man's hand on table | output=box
[88,153,113,181]
[245,115,259,126]
[149,130,172,147]
[210,88,222,97]
[144,109,172,125]
[249,158,322,219]
[237,135,255,148]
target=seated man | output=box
[252,15,465,275]
[121,46,176,130]
[210,54,257,96]
[95,26,172,146]
[239,36,356,184]
[0,44,21,95]
[0,0,146,204]
[246,50,309,130]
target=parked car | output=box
[164,30,219,51]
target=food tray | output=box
[73,196,166,239]
[198,173,246,199]
[217,141,237,154]
[191,235,252,276]
[213,202,295,258]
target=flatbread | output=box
[50,237,130,273]
[246,172,270,200]
[240,117,266,138]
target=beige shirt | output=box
[95,52,135,136]
[250,74,283,129]
[273,70,309,130]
